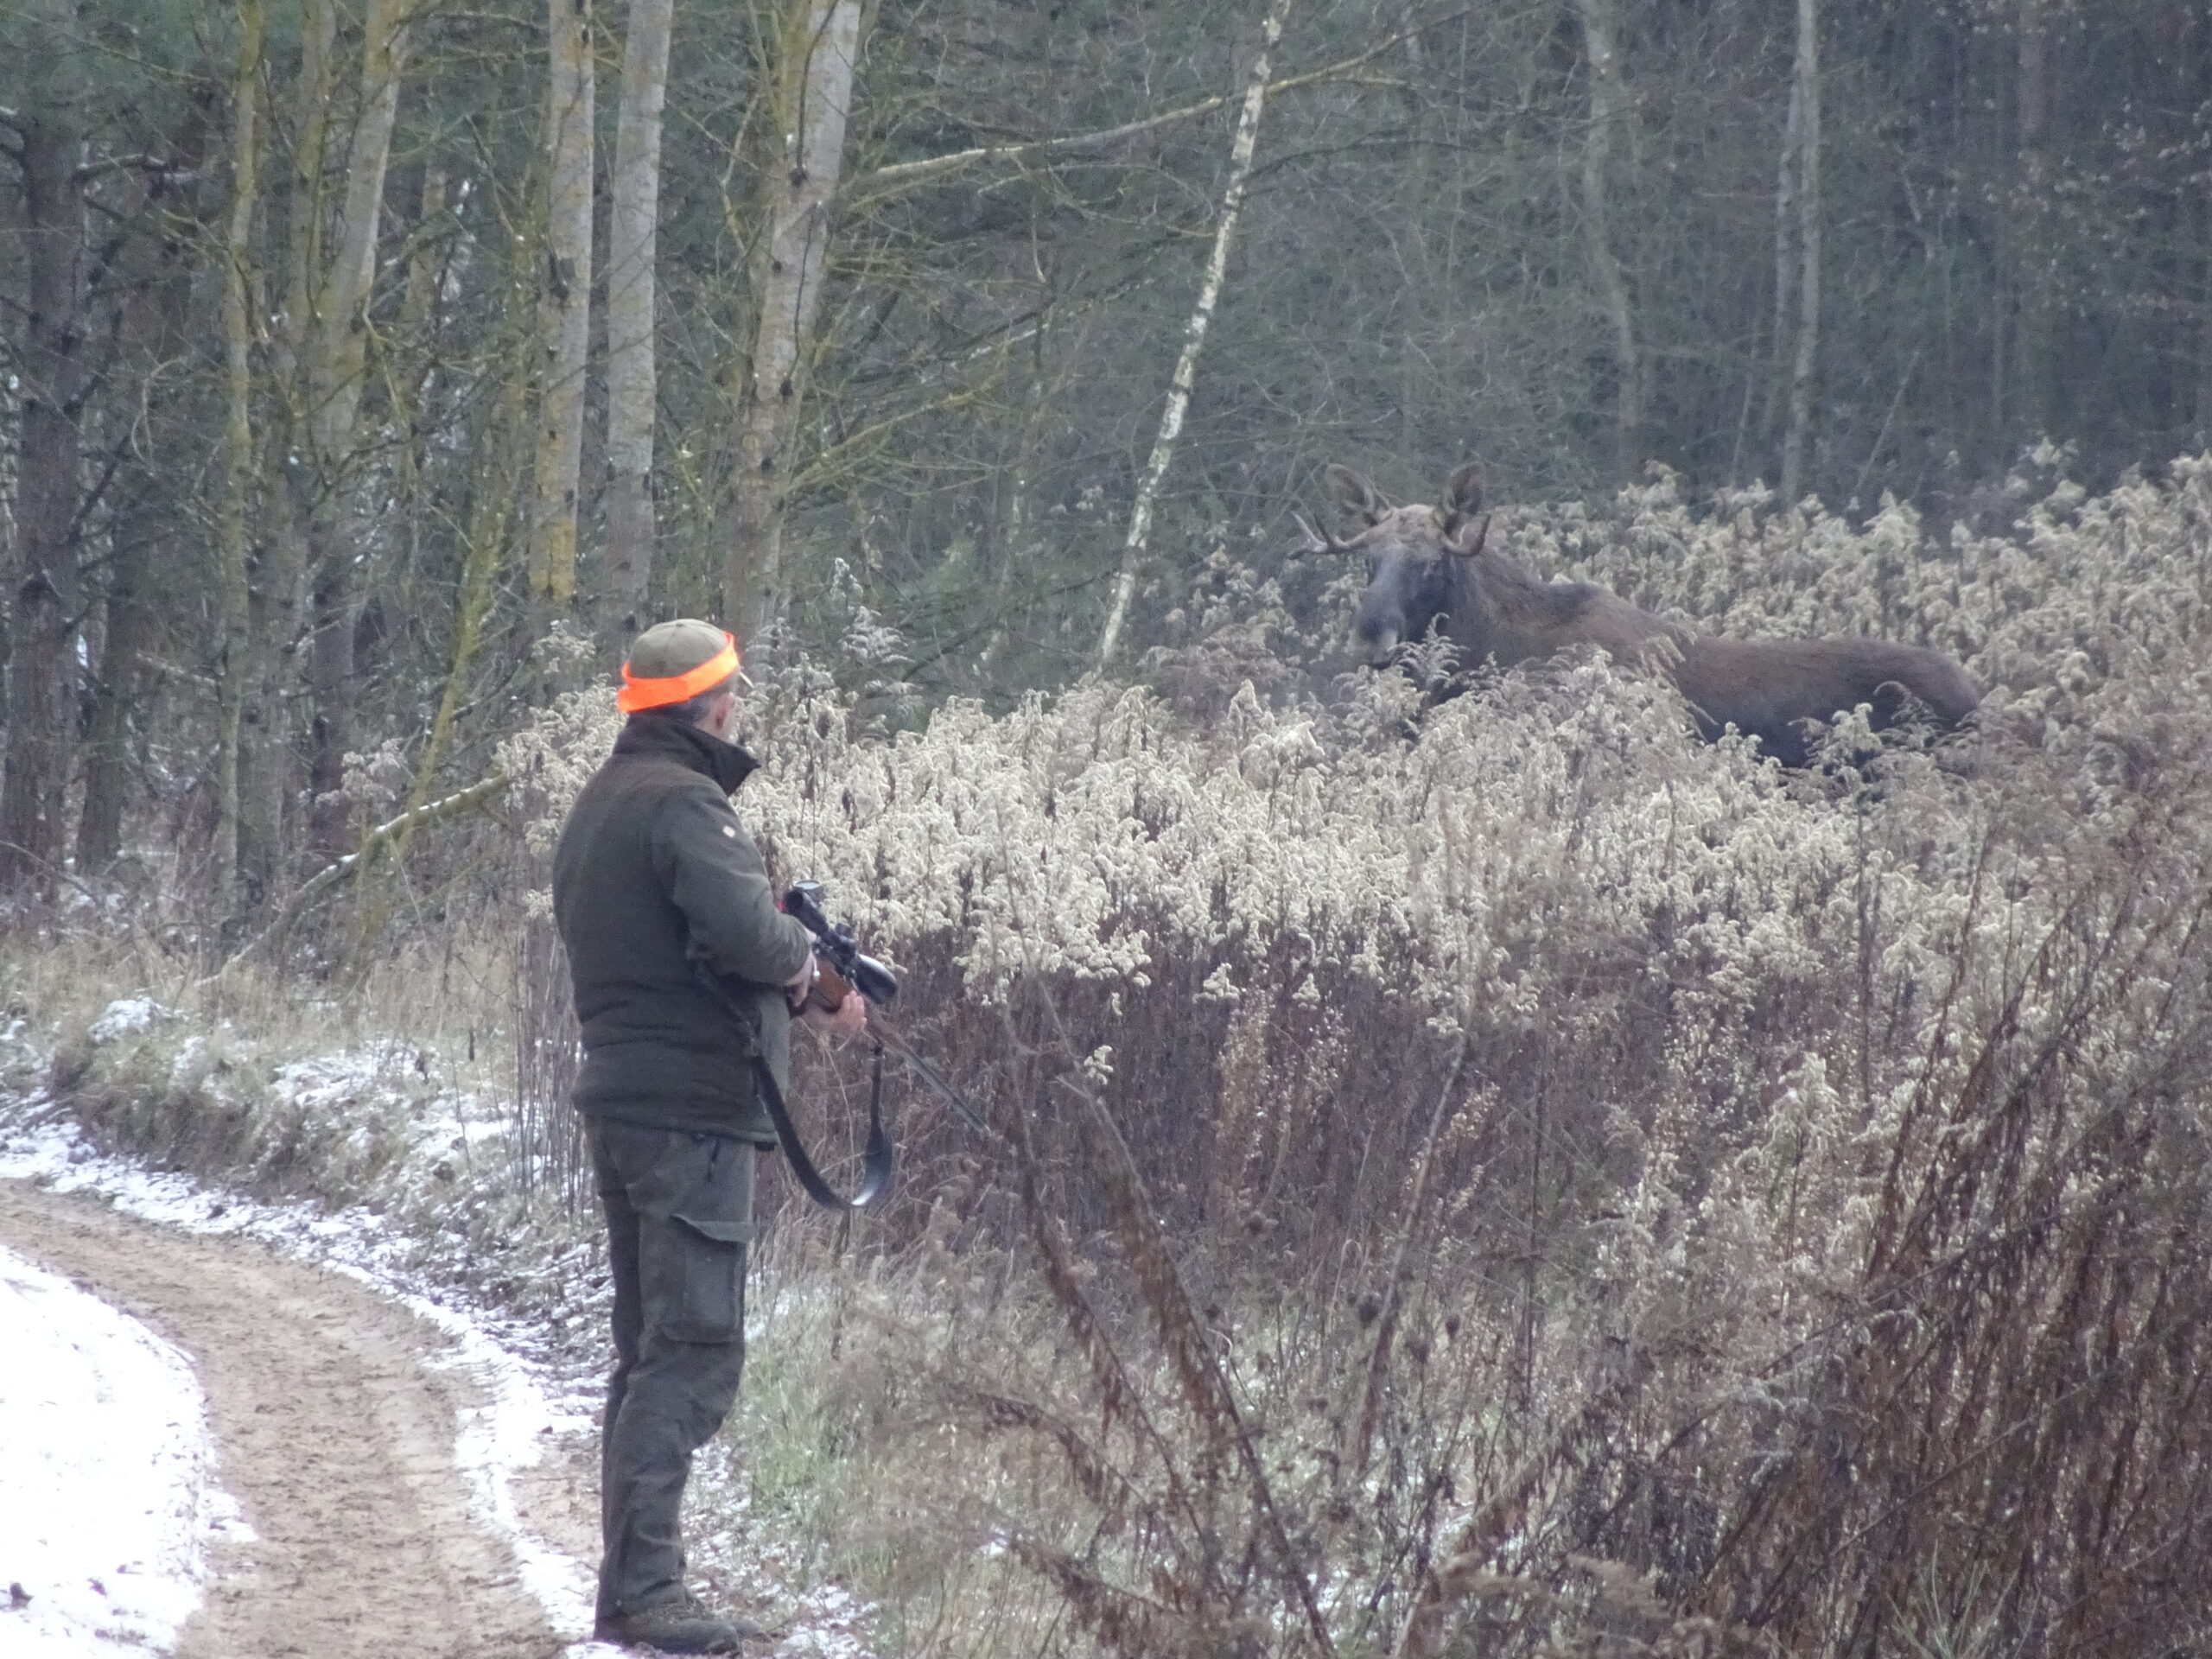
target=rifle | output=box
[783,880,899,1011]
[757,882,993,1211]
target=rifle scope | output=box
[781,881,899,1008]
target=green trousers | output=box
[588,1121,758,1621]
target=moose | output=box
[1300,462,1980,766]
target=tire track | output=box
[0,1179,571,1659]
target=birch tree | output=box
[1761,57,1800,479]
[721,0,864,652]
[1093,0,1295,671]
[1572,0,1641,484]
[528,0,595,634]
[601,0,674,650]
[2011,0,2052,438]
[1779,0,1821,504]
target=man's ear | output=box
[705,687,741,737]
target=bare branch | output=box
[840,11,1471,209]
[73,153,197,187]
[204,772,512,983]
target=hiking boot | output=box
[593,1592,770,1653]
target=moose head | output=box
[1297,461,1491,667]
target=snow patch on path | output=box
[0,1243,248,1657]
[0,1104,622,1658]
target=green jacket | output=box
[551,714,812,1142]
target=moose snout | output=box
[1353,595,1404,666]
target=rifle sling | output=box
[750,1042,894,1211]
[692,962,894,1210]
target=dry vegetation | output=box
[10,455,2212,1656]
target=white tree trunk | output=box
[2012,0,2051,435]
[1094,0,1295,671]
[722,0,864,652]
[1572,0,1641,483]
[1780,0,1821,505]
[602,0,674,649]
[1770,72,1800,450]
[529,0,596,625]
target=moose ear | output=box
[1325,463,1387,527]
[1441,461,1486,532]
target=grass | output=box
[9,454,2212,1656]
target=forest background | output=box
[2,0,2209,899]
[3,2,2212,1656]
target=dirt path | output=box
[0,1179,588,1659]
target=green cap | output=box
[619,619,743,711]
[626,618,733,679]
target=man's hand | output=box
[788,950,868,1041]
[785,954,818,1011]
[802,988,869,1042]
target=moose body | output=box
[1307,463,1980,767]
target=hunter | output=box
[552,618,867,1654]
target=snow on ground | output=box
[0,1100,621,1659]
[0,1243,248,1657]
[0,999,880,1659]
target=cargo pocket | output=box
[626,1131,756,1344]
[640,1211,747,1344]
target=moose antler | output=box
[1292,511,1363,556]
[1445,512,1491,559]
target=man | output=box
[552,619,866,1654]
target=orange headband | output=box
[617,632,741,712]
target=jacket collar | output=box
[613,713,760,794]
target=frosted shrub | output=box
[497,455,2212,1656]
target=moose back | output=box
[1302,463,1980,766]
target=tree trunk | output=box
[601,0,674,654]
[1094,0,1294,671]
[2198,188,2212,438]
[393,162,447,579]
[2012,0,2052,439]
[356,212,543,971]
[1572,0,1642,485]
[237,0,336,906]
[528,0,595,643]
[1780,0,1821,505]
[79,112,213,873]
[721,0,865,652]
[0,0,88,890]
[214,0,264,918]
[1764,68,1802,467]
[303,0,411,860]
